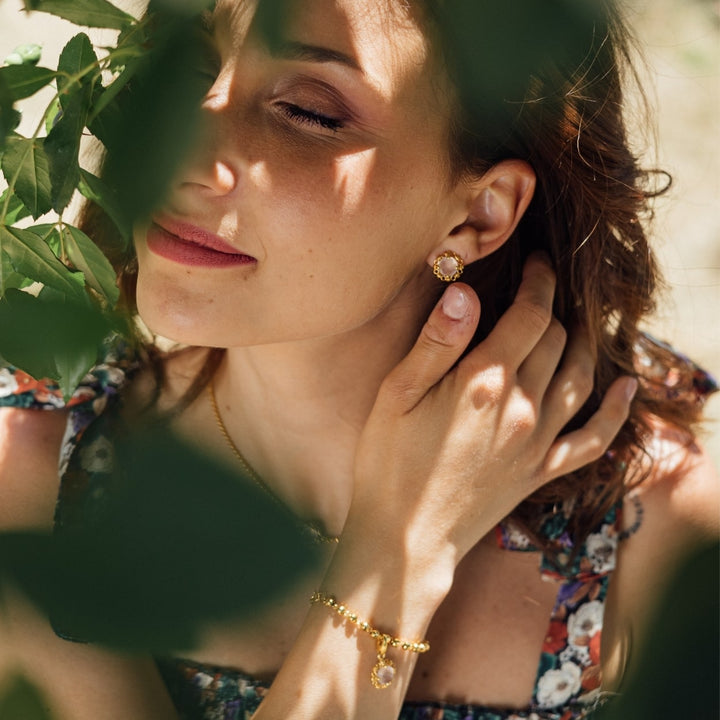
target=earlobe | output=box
[428,159,536,270]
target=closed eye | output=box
[276,102,344,132]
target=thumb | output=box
[380,283,480,413]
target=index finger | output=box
[479,253,556,370]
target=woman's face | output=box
[134,0,464,348]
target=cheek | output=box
[258,142,434,251]
[333,149,378,215]
[257,143,379,223]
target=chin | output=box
[135,284,217,347]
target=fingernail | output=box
[441,284,469,320]
[624,377,638,402]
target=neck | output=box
[215,289,435,536]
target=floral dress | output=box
[0,334,715,720]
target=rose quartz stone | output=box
[438,255,459,277]
[376,664,395,685]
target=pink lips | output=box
[146,218,256,268]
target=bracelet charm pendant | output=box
[371,636,396,689]
[310,591,429,689]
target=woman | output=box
[0,0,717,718]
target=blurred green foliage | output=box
[0,425,320,651]
[592,541,719,720]
[0,675,53,720]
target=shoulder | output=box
[603,417,718,686]
[0,335,143,530]
[0,406,69,530]
[632,416,718,544]
[0,356,68,530]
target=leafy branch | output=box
[0,0,212,398]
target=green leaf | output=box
[44,123,81,212]
[22,0,136,30]
[60,223,119,306]
[0,187,33,225]
[39,286,104,398]
[0,251,22,295]
[593,542,719,720]
[0,136,53,219]
[43,34,97,213]
[0,225,85,298]
[0,65,57,101]
[78,168,132,243]
[0,287,110,394]
[44,94,91,213]
[44,96,62,134]
[0,675,55,720]
[0,289,59,379]
[88,56,140,124]
[0,425,320,650]
[56,33,97,103]
[103,15,208,222]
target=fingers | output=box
[540,376,638,481]
[380,283,480,413]
[517,317,567,396]
[481,253,556,369]
[540,325,596,434]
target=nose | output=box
[177,154,238,197]
[168,88,240,208]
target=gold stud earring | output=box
[432,250,464,282]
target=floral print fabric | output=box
[0,333,716,720]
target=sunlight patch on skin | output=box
[333,149,377,215]
[544,441,572,478]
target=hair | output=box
[80,0,711,561]
[414,0,710,555]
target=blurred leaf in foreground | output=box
[0,426,320,651]
[102,9,213,223]
[592,541,719,720]
[0,675,54,720]
[0,288,113,398]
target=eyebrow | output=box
[199,9,360,71]
[272,41,361,71]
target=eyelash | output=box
[277,103,345,132]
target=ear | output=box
[428,159,536,268]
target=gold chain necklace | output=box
[207,380,339,544]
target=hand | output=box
[350,253,637,562]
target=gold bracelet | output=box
[310,591,430,689]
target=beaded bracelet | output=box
[310,591,430,689]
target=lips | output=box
[146,218,256,268]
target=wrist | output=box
[321,510,457,641]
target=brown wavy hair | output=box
[80,0,712,559]
[415,0,712,553]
